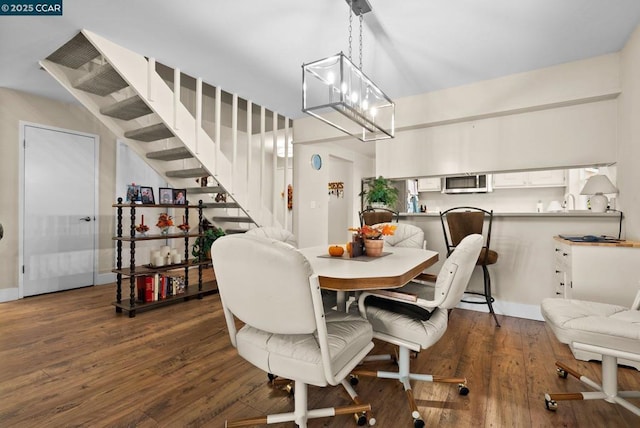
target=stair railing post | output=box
[195,77,202,155]
[173,67,180,130]
[272,112,278,227]
[246,100,252,213]
[214,86,221,177]
[147,57,155,102]
[260,106,266,222]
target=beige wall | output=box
[619,24,640,240]
[0,88,118,297]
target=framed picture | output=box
[173,188,187,205]
[159,187,173,205]
[126,184,141,203]
[140,186,155,204]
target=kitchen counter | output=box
[399,211,627,321]
[554,236,640,248]
[400,211,621,218]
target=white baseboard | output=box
[457,298,543,321]
[0,287,19,303]
[0,273,116,303]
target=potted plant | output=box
[192,225,225,260]
[362,176,399,209]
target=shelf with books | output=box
[112,198,215,317]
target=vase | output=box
[364,238,384,257]
[160,227,170,236]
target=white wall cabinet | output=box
[417,177,441,192]
[494,170,566,189]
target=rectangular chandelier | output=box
[302,52,395,142]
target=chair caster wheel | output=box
[545,398,558,411]
[267,373,276,382]
[458,384,469,396]
[354,412,367,426]
[349,374,359,386]
[284,383,294,396]
[556,368,568,379]
[413,418,425,428]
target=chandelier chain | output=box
[359,13,363,70]
[348,1,353,61]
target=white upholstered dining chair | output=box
[354,234,483,427]
[212,234,375,427]
[245,226,297,247]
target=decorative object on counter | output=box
[301,0,394,142]
[580,174,618,213]
[420,204,427,213]
[536,200,543,213]
[349,224,397,257]
[328,181,344,198]
[0,222,3,240]
[547,200,563,212]
[440,206,500,327]
[156,212,174,235]
[361,176,399,209]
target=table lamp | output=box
[580,175,618,212]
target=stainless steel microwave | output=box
[442,174,493,194]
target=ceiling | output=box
[2,0,640,131]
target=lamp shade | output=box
[580,175,618,195]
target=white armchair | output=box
[354,234,483,427]
[212,234,375,427]
[541,293,640,416]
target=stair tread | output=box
[212,216,253,223]
[125,123,174,142]
[100,96,152,120]
[224,229,250,234]
[166,168,208,178]
[46,33,100,69]
[185,186,223,194]
[146,146,193,161]
[73,63,128,96]
[201,202,239,209]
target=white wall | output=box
[293,143,374,248]
[619,24,640,240]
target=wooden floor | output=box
[1,278,639,427]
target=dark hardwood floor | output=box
[1,276,639,427]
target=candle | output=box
[182,215,185,224]
[151,250,160,260]
[153,255,164,267]
[141,214,144,225]
[161,246,170,256]
[172,253,181,264]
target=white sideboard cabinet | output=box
[552,237,640,306]
[552,236,640,369]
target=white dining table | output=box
[299,246,439,311]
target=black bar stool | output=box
[440,206,500,326]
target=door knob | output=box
[80,216,92,222]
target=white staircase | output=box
[40,30,292,233]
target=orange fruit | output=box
[328,245,345,257]
[346,242,352,254]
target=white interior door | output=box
[23,124,97,296]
